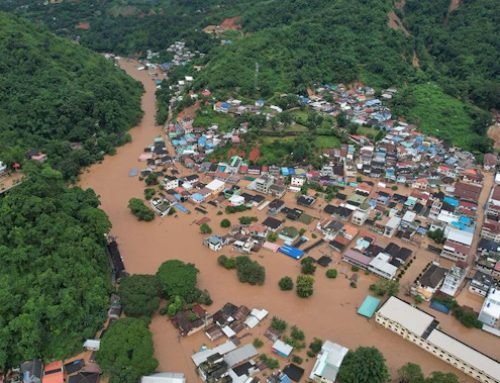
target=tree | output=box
[97,318,158,383]
[338,347,390,383]
[156,260,200,303]
[296,275,314,298]
[118,275,160,318]
[290,326,305,341]
[145,174,158,186]
[128,198,155,221]
[300,257,316,275]
[424,372,459,383]
[278,276,294,291]
[267,232,278,242]
[309,338,323,355]
[326,269,337,279]
[217,255,236,269]
[235,256,265,285]
[271,317,288,332]
[200,223,212,234]
[220,219,231,228]
[397,363,424,383]
[239,216,258,225]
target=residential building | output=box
[290,175,306,188]
[198,353,230,383]
[478,288,500,330]
[268,199,285,215]
[204,236,225,251]
[440,265,467,297]
[376,296,500,383]
[486,186,500,218]
[309,341,349,383]
[206,179,226,195]
[368,252,398,280]
[469,271,494,297]
[255,175,274,194]
[483,154,498,172]
[384,216,401,237]
[411,263,447,301]
[440,240,472,262]
[21,359,43,383]
[141,373,186,383]
[351,208,369,226]
[0,161,6,175]
[163,176,179,190]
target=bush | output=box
[217,255,236,270]
[291,326,305,341]
[309,338,323,354]
[278,276,294,291]
[220,219,231,228]
[326,269,337,279]
[145,173,158,186]
[225,205,250,214]
[350,282,357,288]
[296,275,314,298]
[391,185,398,191]
[351,265,360,272]
[128,197,155,221]
[198,289,213,306]
[414,295,424,305]
[301,257,316,275]
[267,232,278,242]
[452,306,482,329]
[144,188,155,200]
[291,355,303,365]
[239,216,258,225]
[235,256,265,285]
[253,338,264,348]
[200,223,212,234]
[271,316,288,332]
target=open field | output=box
[80,60,499,382]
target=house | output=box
[279,226,300,245]
[204,235,225,251]
[21,359,43,383]
[440,240,472,262]
[268,199,285,215]
[309,341,349,383]
[351,209,369,226]
[248,165,261,175]
[229,195,245,206]
[255,175,274,194]
[383,216,401,237]
[478,288,500,330]
[368,252,398,280]
[141,373,186,383]
[317,219,343,240]
[297,195,316,208]
[223,344,258,368]
[269,183,287,198]
[198,353,229,382]
[483,153,498,172]
[440,265,467,297]
[272,340,293,358]
[206,179,225,195]
[411,263,447,301]
[0,161,6,175]
[163,176,179,190]
[453,182,481,203]
[68,372,99,383]
[290,175,306,188]
[42,361,64,383]
[262,217,283,231]
[469,271,494,297]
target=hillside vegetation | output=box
[0,12,143,179]
[0,168,112,370]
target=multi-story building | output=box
[478,288,500,331]
[469,271,494,297]
[440,265,467,297]
[254,175,274,194]
[376,297,500,383]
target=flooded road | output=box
[80,60,499,381]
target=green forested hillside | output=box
[0,168,112,370]
[0,12,143,179]
[403,0,500,110]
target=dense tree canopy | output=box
[338,346,390,383]
[97,318,158,383]
[156,260,200,303]
[0,168,112,369]
[118,275,160,318]
[0,12,143,179]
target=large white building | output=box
[479,288,500,330]
[309,340,349,383]
[376,296,500,383]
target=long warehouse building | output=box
[375,296,500,383]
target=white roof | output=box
[427,330,500,381]
[310,341,349,382]
[402,211,416,223]
[369,253,397,278]
[377,297,435,337]
[250,308,268,321]
[481,289,500,319]
[446,227,473,246]
[141,373,186,383]
[386,216,401,229]
[244,316,259,328]
[206,179,225,191]
[224,344,258,367]
[272,340,293,356]
[83,339,100,350]
[191,340,236,366]
[222,325,236,338]
[229,195,245,203]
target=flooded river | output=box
[80,60,498,382]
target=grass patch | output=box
[194,107,235,132]
[315,135,341,149]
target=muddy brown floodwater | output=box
[80,59,499,382]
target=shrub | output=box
[296,275,314,298]
[350,282,357,288]
[414,295,424,305]
[291,355,303,365]
[198,289,213,306]
[239,216,258,225]
[217,255,236,270]
[216,211,223,215]
[220,219,231,228]
[278,276,294,291]
[144,188,155,200]
[301,257,316,275]
[200,223,212,234]
[452,306,482,328]
[291,326,305,341]
[128,198,155,221]
[391,185,398,191]
[351,265,360,272]
[326,269,337,279]
[309,338,323,354]
[235,256,265,285]
[312,233,317,239]
[267,232,278,242]
[145,173,158,186]
[271,316,288,332]
[225,205,250,214]
[253,338,264,348]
